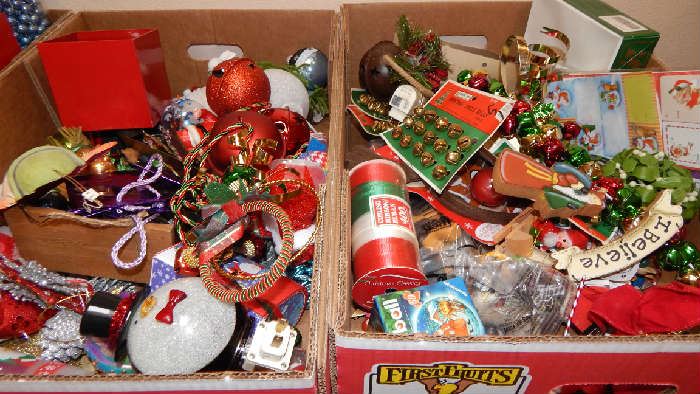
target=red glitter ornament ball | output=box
[262,108,311,155]
[470,168,506,207]
[206,111,283,175]
[266,165,318,230]
[592,177,624,199]
[206,58,271,115]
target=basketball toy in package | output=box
[371,278,484,336]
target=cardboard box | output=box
[327,2,700,394]
[38,28,171,131]
[525,0,660,71]
[0,8,338,392]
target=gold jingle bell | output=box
[541,123,562,139]
[456,136,473,151]
[403,116,415,128]
[412,142,424,156]
[413,106,425,117]
[422,109,438,123]
[435,117,450,130]
[433,138,448,153]
[413,121,426,136]
[420,152,435,167]
[445,150,462,165]
[447,124,463,139]
[390,126,404,139]
[432,165,449,180]
[423,131,437,145]
[679,271,699,287]
[579,161,603,179]
[399,134,413,148]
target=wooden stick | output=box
[382,54,434,98]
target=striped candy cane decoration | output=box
[564,279,585,337]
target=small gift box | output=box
[38,29,171,131]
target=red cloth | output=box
[589,282,700,335]
[571,286,610,332]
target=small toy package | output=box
[372,277,485,336]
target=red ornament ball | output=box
[262,108,311,155]
[206,58,270,115]
[499,112,518,138]
[470,168,506,207]
[206,111,283,175]
[467,75,490,91]
[562,121,583,140]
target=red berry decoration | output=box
[467,75,490,91]
[206,111,283,175]
[562,121,583,140]
[499,112,518,138]
[206,58,271,115]
[470,168,506,207]
[512,100,531,115]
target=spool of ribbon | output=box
[349,160,427,310]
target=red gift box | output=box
[0,13,20,69]
[38,29,171,131]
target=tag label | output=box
[554,189,683,280]
[599,15,646,33]
[369,195,414,232]
[364,361,531,393]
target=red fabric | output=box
[571,286,610,332]
[0,291,47,339]
[589,282,700,335]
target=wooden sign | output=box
[553,189,683,280]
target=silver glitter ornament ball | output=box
[126,278,237,375]
[288,48,328,90]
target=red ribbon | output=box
[155,289,188,325]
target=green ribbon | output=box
[658,241,700,274]
[566,144,591,167]
[456,70,472,84]
[603,149,699,220]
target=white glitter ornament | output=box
[264,69,309,118]
[126,277,237,375]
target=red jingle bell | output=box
[592,177,624,199]
[206,111,284,175]
[539,136,566,166]
[562,121,583,140]
[512,100,531,115]
[467,74,490,91]
[499,112,518,138]
[262,108,311,155]
[206,58,270,115]
[470,167,506,207]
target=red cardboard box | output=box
[0,13,20,69]
[37,28,171,131]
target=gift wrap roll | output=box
[349,159,428,310]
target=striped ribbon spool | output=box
[349,159,427,309]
